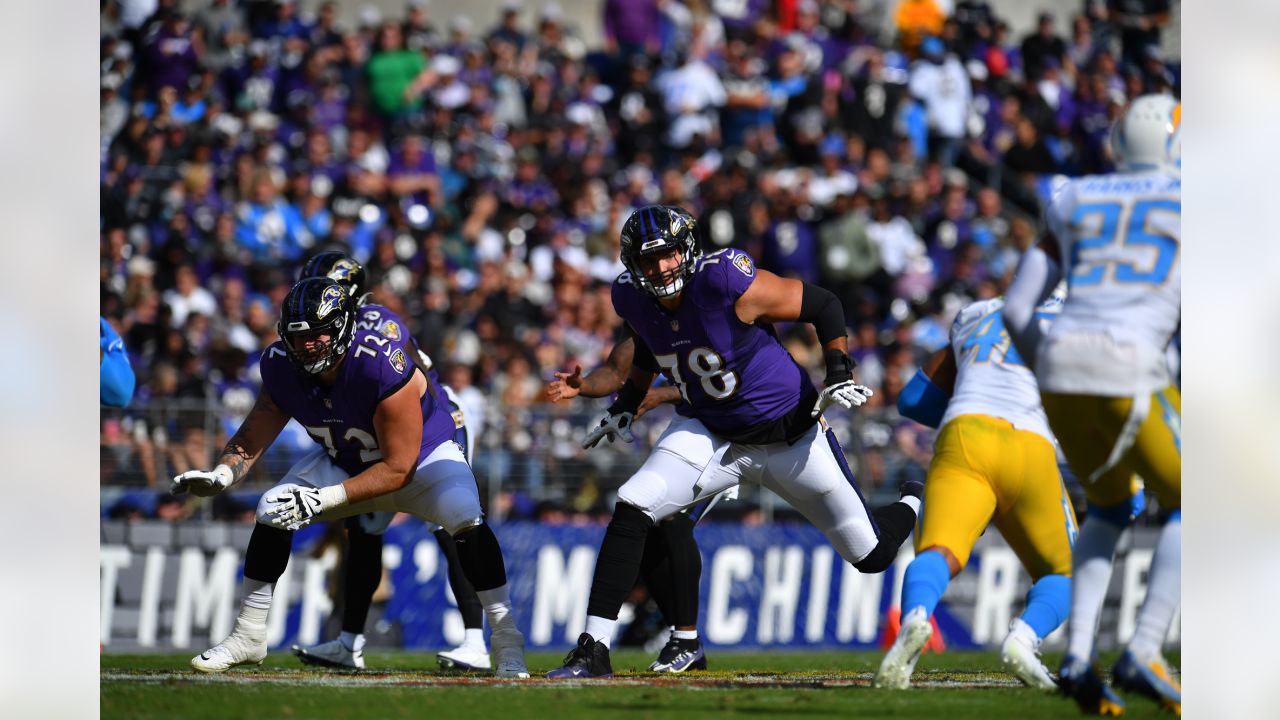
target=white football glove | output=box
[811,380,875,418]
[263,484,348,531]
[581,410,636,449]
[171,465,234,497]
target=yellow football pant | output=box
[1041,385,1181,510]
[915,414,1076,579]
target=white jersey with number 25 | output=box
[1038,171,1181,396]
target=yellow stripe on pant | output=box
[1041,385,1181,510]
[915,414,1076,579]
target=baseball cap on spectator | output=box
[501,0,521,13]
[249,40,270,58]
[565,103,595,127]
[985,48,1008,77]
[920,36,944,59]
[943,168,968,190]
[820,134,845,157]
[360,5,383,28]
[432,54,461,76]
[450,16,473,35]
[127,255,156,278]
[541,2,563,22]
[967,59,988,82]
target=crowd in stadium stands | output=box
[99,0,1176,522]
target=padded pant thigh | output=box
[392,441,483,535]
[761,425,879,565]
[1127,385,1181,511]
[914,430,997,569]
[617,417,744,521]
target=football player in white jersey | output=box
[1003,94,1181,716]
[876,291,1076,691]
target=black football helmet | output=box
[301,251,368,304]
[277,277,356,374]
[619,205,701,298]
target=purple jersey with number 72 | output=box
[612,248,819,443]
[259,328,457,476]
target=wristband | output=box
[823,349,856,386]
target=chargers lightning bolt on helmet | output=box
[301,251,368,303]
[277,277,356,374]
[620,205,701,299]
[1109,94,1181,173]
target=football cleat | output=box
[1059,655,1126,716]
[545,633,614,679]
[873,608,932,689]
[647,637,707,673]
[291,639,364,670]
[437,644,491,671]
[1000,621,1056,690]
[490,624,530,678]
[191,620,267,673]
[1111,650,1181,716]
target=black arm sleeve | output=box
[608,380,647,415]
[628,324,660,373]
[798,282,848,346]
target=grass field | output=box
[102,649,1178,719]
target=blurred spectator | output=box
[909,36,971,168]
[895,0,945,54]
[1110,0,1172,68]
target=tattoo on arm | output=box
[216,391,283,484]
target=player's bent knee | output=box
[853,540,898,574]
[1086,500,1135,529]
[919,545,964,577]
[445,515,485,537]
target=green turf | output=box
[102,650,1179,719]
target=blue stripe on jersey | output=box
[823,427,878,535]
[1156,392,1180,454]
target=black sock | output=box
[854,502,918,574]
[435,528,484,629]
[586,502,654,620]
[639,524,675,624]
[452,523,508,593]
[243,522,292,583]
[341,517,383,635]
[658,513,701,629]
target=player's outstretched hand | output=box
[811,380,874,418]
[547,365,584,403]
[581,409,636,449]
[170,465,233,497]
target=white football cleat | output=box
[191,620,267,673]
[436,644,491,671]
[1000,619,1056,690]
[292,639,365,670]
[490,624,530,679]
[873,608,932,689]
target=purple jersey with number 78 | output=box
[259,328,457,476]
[612,248,819,444]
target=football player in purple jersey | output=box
[172,277,529,678]
[547,205,922,679]
[548,333,715,673]
[289,252,491,672]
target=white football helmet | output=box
[1109,94,1181,173]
